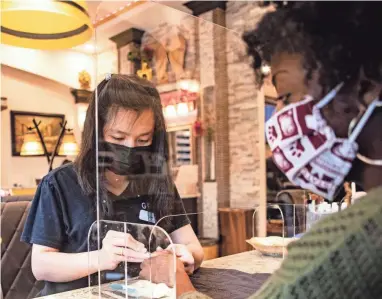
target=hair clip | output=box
[105,73,112,81]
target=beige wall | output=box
[96,47,118,83]
[1,45,95,89]
[1,65,77,188]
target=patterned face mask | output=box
[266,83,380,200]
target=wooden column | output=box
[110,28,144,75]
[212,8,230,209]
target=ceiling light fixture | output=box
[1,0,93,50]
[92,0,146,27]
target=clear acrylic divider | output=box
[148,212,204,299]
[251,199,348,259]
[87,220,176,298]
[87,214,204,298]
[90,0,245,297]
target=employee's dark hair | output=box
[243,2,382,91]
[74,74,174,223]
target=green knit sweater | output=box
[181,186,382,299]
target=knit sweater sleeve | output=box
[180,188,382,299]
[178,291,212,299]
[251,187,382,299]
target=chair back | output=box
[1,196,43,299]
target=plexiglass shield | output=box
[88,1,285,298]
[0,2,363,299]
[250,194,350,259]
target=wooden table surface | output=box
[39,251,282,299]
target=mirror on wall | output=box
[265,96,276,159]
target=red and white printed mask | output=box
[266,83,379,200]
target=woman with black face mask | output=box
[139,3,382,299]
[21,74,204,297]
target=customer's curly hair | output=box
[243,2,382,90]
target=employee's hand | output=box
[165,244,195,274]
[98,230,149,271]
[139,252,195,297]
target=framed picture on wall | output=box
[10,111,65,157]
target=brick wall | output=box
[195,2,270,236]
[213,9,230,209]
[96,47,118,83]
[111,2,270,236]
[199,10,217,238]
[226,2,269,215]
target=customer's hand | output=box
[139,252,195,295]
[165,244,195,274]
[310,193,324,204]
[98,230,149,271]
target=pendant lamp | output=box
[58,131,79,156]
[20,131,44,156]
[1,0,93,50]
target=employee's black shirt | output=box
[21,163,190,296]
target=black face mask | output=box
[100,142,152,176]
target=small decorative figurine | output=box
[137,62,153,81]
[78,70,91,90]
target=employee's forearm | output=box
[32,251,101,282]
[187,244,204,269]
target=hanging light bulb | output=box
[188,80,200,93]
[188,101,195,112]
[20,131,44,156]
[177,79,200,93]
[176,102,189,116]
[1,0,93,50]
[165,105,177,118]
[177,80,189,91]
[58,132,79,156]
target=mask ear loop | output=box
[348,98,382,142]
[348,99,382,166]
[315,82,344,109]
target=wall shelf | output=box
[1,97,8,111]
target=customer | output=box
[139,3,382,298]
[21,75,203,296]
